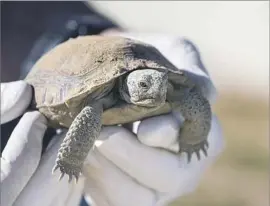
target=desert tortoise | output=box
[25,35,211,183]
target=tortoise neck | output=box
[118,76,132,104]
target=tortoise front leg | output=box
[170,88,212,163]
[52,105,102,183]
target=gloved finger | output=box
[1,111,47,206]
[138,113,224,156]
[93,114,224,194]
[1,81,32,124]
[83,148,156,206]
[13,131,85,206]
[137,113,182,153]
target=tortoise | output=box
[25,35,212,183]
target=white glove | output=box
[1,35,224,206]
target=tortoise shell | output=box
[25,35,188,127]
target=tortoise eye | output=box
[139,81,149,88]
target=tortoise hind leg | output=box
[52,105,102,183]
[171,88,212,163]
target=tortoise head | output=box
[119,69,168,107]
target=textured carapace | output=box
[25,35,190,127]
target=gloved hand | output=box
[1,81,85,206]
[1,35,224,206]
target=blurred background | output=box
[1,1,269,206]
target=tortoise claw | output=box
[195,150,201,160]
[68,174,73,183]
[52,165,59,174]
[74,174,79,184]
[202,145,208,157]
[187,151,192,163]
[179,140,209,163]
[58,172,65,181]
[52,161,81,183]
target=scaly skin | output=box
[52,105,102,183]
[172,88,212,162]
